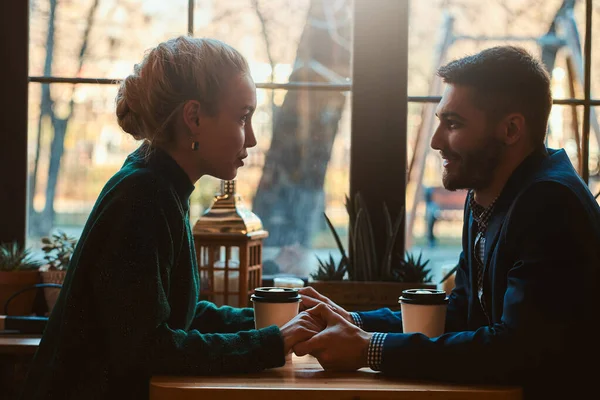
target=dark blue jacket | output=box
[358,148,600,398]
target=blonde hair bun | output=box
[115,74,146,139]
[115,36,249,144]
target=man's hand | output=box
[279,310,326,355]
[298,286,353,324]
[293,303,372,371]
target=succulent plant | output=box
[0,242,42,272]
[315,192,434,283]
[391,251,433,283]
[316,192,405,282]
[311,253,348,281]
[310,212,350,281]
[41,231,77,271]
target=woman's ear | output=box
[182,100,202,132]
[501,113,526,146]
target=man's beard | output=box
[441,135,505,191]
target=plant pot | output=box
[40,269,67,315]
[309,280,437,312]
[0,270,40,316]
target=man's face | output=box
[430,84,505,191]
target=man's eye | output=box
[240,115,248,124]
[448,120,461,129]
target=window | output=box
[25,0,356,280]
[407,0,599,282]
[3,0,595,283]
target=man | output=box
[296,46,600,399]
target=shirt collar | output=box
[469,190,498,230]
[127,142,196,208]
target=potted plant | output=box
[39,231,77,314]
[310,192,435,311]
[0,242,42,316]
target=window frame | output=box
[0,0,595,257]
[0,1,28,246]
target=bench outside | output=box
[424,187,467,247]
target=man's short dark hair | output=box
[437,46,552,145]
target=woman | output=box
[22,36,318,399]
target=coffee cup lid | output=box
[399,289,448,305]
[251,287,301,303]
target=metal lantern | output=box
[192,180,268,307]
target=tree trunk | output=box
[252,0,351,247]
[29,0,57,236]
[34,0,100,235]
[39,116,66,233]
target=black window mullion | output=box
[0,1,28,246]
[582,0,592,183]
[351,0,409,260]
[188,0,194,36]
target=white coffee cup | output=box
[251,287,301,362]
[399,289,449,338]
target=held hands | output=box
[277,287,336,355]
[280,286,371,370]
[298,287,354,325]
[279,309,326,355]
[293,303,372,371]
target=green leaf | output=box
[439,264,458,284]
[0,242,42,271]
[324,212,348,260]
[383,203,392,238]
[39,231,78,270]
[356,194,377,280]
[398,250,432,283]
[351,208,361,280]
[311,252,346,282]
[353,208,367,281]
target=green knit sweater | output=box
[21,145,284,399]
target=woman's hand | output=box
[298,286,354,324]
[293,303,371,371]
[279,309,326,355]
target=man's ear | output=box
[182,100,202,132]
[500,113,526,146]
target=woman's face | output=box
[194,73,257,181]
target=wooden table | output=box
[0,334,41,354]
[0,335,41,400]
[150,355,523,400]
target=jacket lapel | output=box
[483,209,507,268]
[466,211,477,295]
[482,148,549,277]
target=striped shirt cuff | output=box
[367,332,387,371]
[350,312,363,328]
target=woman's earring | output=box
[191,141,199,151]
